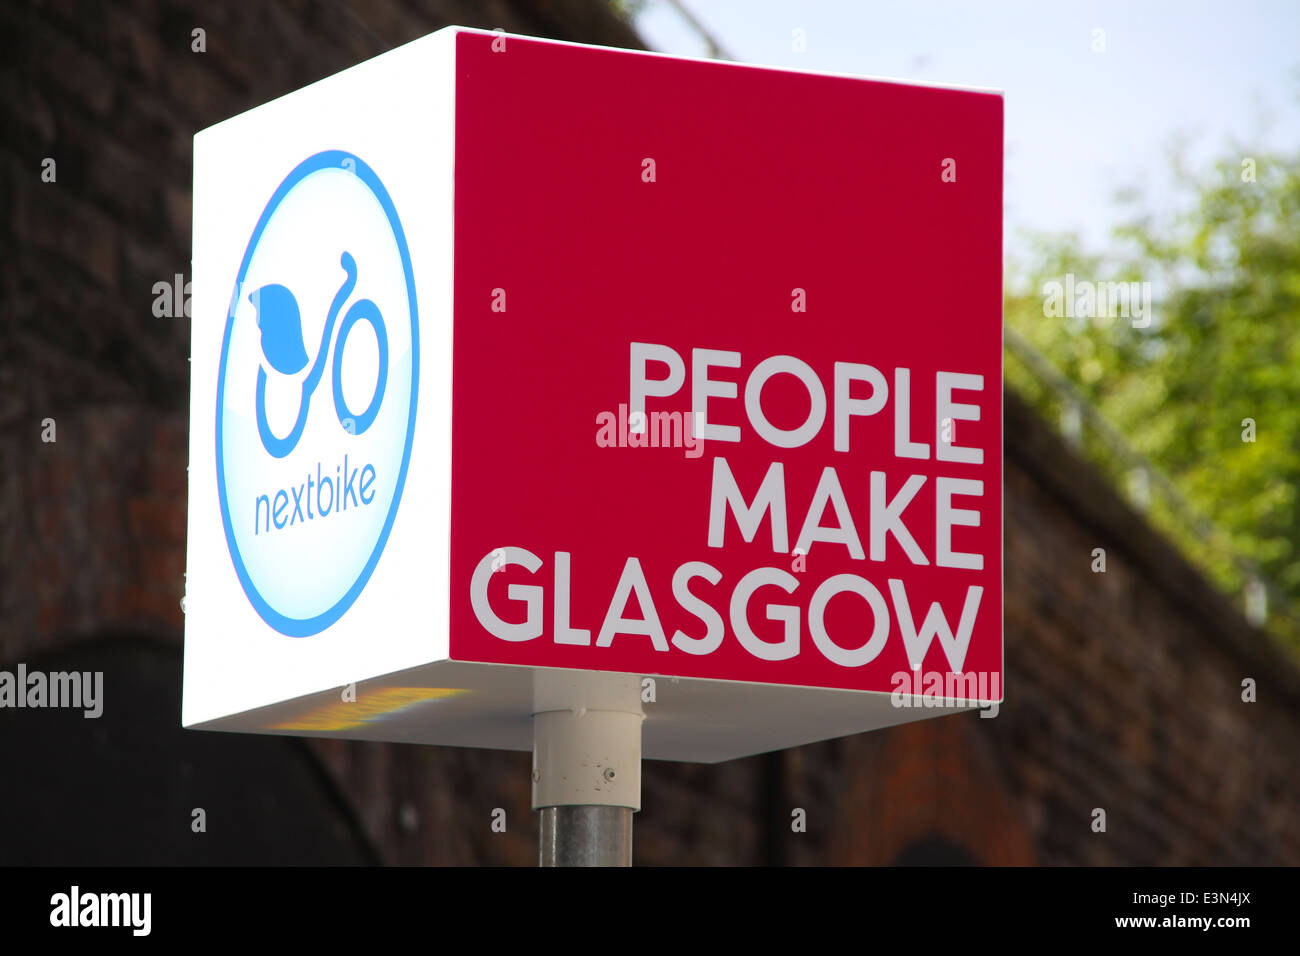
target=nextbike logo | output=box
[215,151,418,637]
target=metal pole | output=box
[532,673,643,867]
[538,806,633,866]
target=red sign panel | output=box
[450,34,1002,697]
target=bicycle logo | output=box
[250,250,389,456]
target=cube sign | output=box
[184,27,1003,762]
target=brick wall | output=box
[2,0,1297,865]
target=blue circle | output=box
[215,150,419,637]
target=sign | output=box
[185,27,1003,762]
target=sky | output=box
[632,0,1300,261]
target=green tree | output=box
[1006,149,1300,645]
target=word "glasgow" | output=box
[471,549,981,672]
